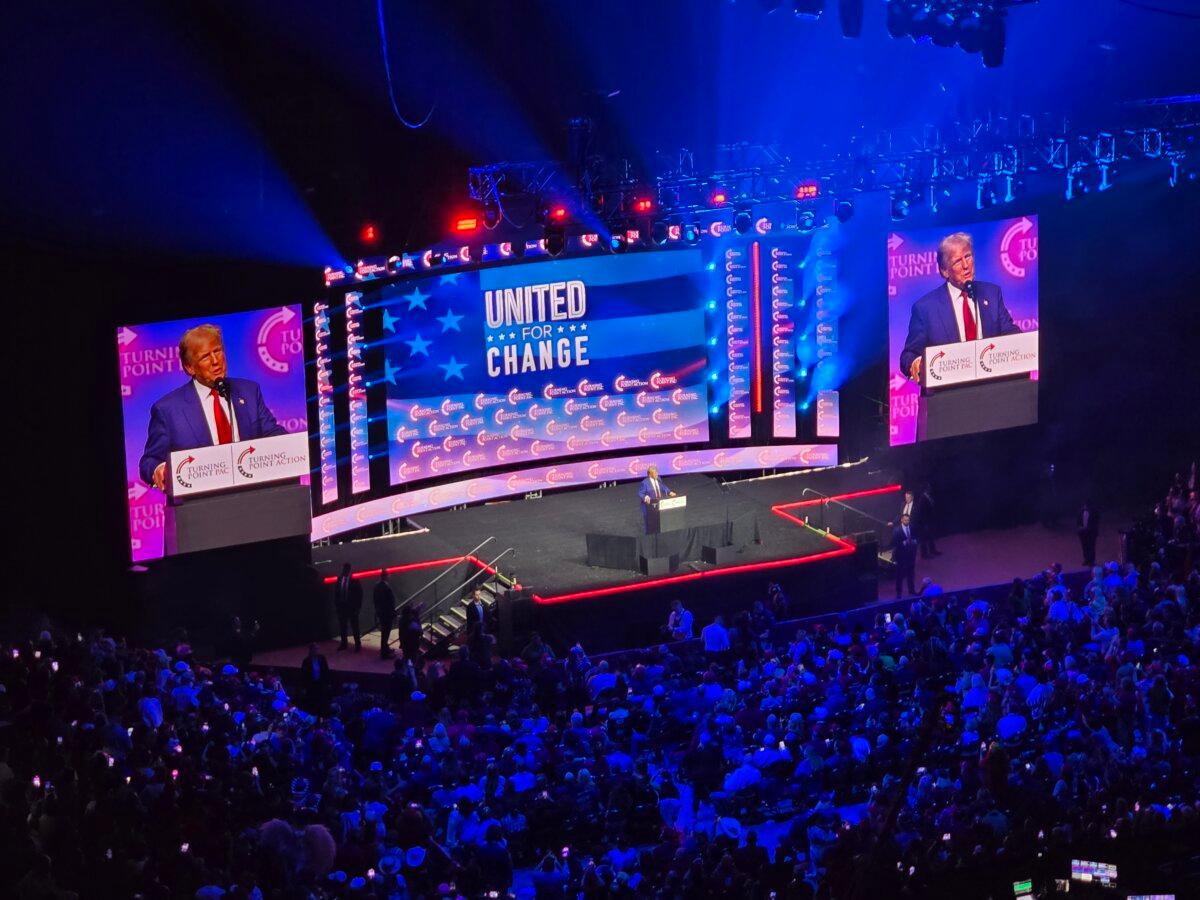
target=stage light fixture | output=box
[544,225,566,257]
[885,0,911,39]
[453,215,480,234]
[683,222,702,245]
[890,196,911,220]
[483,200,501,228]
[631,196,654,215]
[734,208,753,235]
[651,221,670,246]
[981,14,1006,68]
[838,0,864,37]
[359,223,380,245]
[608,232,627,253]
[794,181,820,200]
[976,178,998,210]
[797,209,817,234]
[710,188,729,206]
[833,199,855,223]
[792,0,824,20]
[931,10,957,48]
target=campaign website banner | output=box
[380,252,712,486]
[117,306,307,561]
[311,443,838,540]
[887,215,1039,446]
[768,244,798,438]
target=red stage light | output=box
[632,197,654,214]
[453,216,480,233]
[710,189,728,205]
[549,205,568,221]
[794,182,820,200]
[359,223,380,244]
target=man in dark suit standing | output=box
[139,323,288,490]
[1077,500,1100,567]
[899,232,1022,383]
[399,604,423,665]
[373,568,397,659]
[389,653,423,705]
[298,642,331,714]
[914,483,940,558]
[638,465,677,534]
[333,563,363,652]
[891,514,919,599]
[465,590,489,664]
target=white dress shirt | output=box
[902,498,914,517]
[947,282,984,342]
[192,378,240,444]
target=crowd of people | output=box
[5,481,1200,897]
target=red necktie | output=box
[962,293,978,341]
[210,389,233,444]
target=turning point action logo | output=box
[256,307,300,374]
[999,217,1037,279]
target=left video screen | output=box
[117,306,308,561]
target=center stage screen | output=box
[381,251,710,485]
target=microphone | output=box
[214,377,232,399]
[963,280,977,300]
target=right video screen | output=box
[887,215,1039,446]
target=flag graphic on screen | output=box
[381,253,713,485]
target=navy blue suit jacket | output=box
[139,378,287,484]
[638,476,672,529]
[899,281,1021,377]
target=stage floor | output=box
[424,474,836,597]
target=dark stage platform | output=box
[312,471,884,600]
[305,465,900,651]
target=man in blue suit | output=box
[899,231,1022,382]
[638,465,676,533]
[139,324,287,490]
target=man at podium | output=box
[139,323,287,491]
[638,465,677,534]
[899,231,1022,383]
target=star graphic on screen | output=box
[569,324,576,332]
[436,308,464,332]
[438,356,467,380]
[556,325,564,334]
[405,333,432,357]
[381,309,400,333]
[384,359,401,385]
[580,323,587,331]
[486,335,494,343]
[508,332,516,340]
[439,273,460,285]
[403,287,430,310]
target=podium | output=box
[918,331,1038,442]
[646,494,687,534]
[164,433,312,556]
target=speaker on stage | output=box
[701,544,736,566]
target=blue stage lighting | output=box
[710,372,719,381]
[890,196,911,221]
[707,300,718,311]
[710,404,721,415]
[834,199,854,223]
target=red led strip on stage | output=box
[531,483,902,605]
[751,240,763,414]
[322,484,902,603]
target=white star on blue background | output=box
[438,356,467,380]
[437,308,464,332]
[439,273,461,285]
[382,309,400,332]
[403,287,430,310]
[384,359,401,384]
[406,333,433,356]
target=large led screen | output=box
[380,252,711,485]
[118,306,307,561]
[887,215,1039,446]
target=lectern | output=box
[918,331,1039,442]
[646,494,687,535]
[164,433,312,556]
